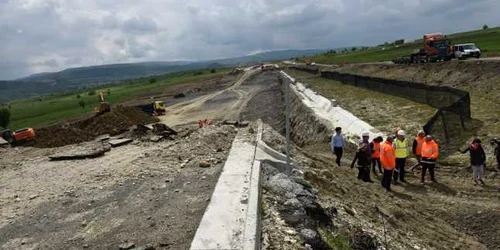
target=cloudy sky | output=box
[0,0,499,80]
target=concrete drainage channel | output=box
[189,70,379,250]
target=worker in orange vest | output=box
[380,136,396,191]
[420,135,439,184]
[370,136,383,175]
[409,130,426,172]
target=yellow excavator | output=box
[94,92,111,116]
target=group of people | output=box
[330,126,495,191]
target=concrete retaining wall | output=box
[280,71,380,146]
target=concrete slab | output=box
[49,145,111,161]
[243,160,262,250]
[0,137,9,147]
[108,138,133,148]
[190,130,257,250]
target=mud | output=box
[34,106,156,148]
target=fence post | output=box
[441,111,450,143]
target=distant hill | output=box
[0,49,327,103]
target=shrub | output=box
[0,108,11,128]
[78,100,85,109]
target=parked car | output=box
[454,43,481,59]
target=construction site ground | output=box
[0,69,283,250]
[331,61,500,165]
[1,65,499,250]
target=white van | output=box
[454,43,481,59]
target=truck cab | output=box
[454,43,481,59]
[423,33,453,61]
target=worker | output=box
[461,138,486,185]
[370,136,383,175]
[330,127,346,167]
[420,135,439,184]
[380,136,396,191]
[360,131,372,161]
[393,130,409,183]
[350,143,373,182]
[409,130,426,172]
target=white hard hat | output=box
[361,131,370,137]
[397,130,406,136]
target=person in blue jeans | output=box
[330,127,346,167]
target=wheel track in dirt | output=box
[160,69,261,126]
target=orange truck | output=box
[0,127,36,146]
[393,33,454,64]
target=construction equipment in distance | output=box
[152,101,166,116]
[94,92,111,116]
[0,127,36,146]
[393,33,453,64]
[136,101,166,116]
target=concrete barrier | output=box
[190,128,257,250]
[280,70,381,142]
[191,120,284,250]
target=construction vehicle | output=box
[393,33,453,64]
[0,127,36,146]
[94,92,111,116]
[152,101,166,115]
[136,101,166,116]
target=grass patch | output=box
[318,226,352,250]
[308,27,500,64]
[7,69,230,130]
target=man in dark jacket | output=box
[461,138,486,185]
[350,143,373,182]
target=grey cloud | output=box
[0,0,499,80]
[64,57,83,65]
[31,59,59,67]
[122,17,158,34]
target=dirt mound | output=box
[449,209,500,250]
[34,106,156,148]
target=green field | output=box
[4,69,230,130]
[309,27,500,64]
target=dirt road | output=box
[159,69,268,126]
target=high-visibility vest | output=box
[380,141,396,170]
[394,139,408,158]
[421,141,439,159]
[415,136,424,155]
[372,142,381,158]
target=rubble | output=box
[108,138,133,148]
[49,142,111,161]
[199,161,211,168]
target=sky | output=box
[0,0,499,80]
